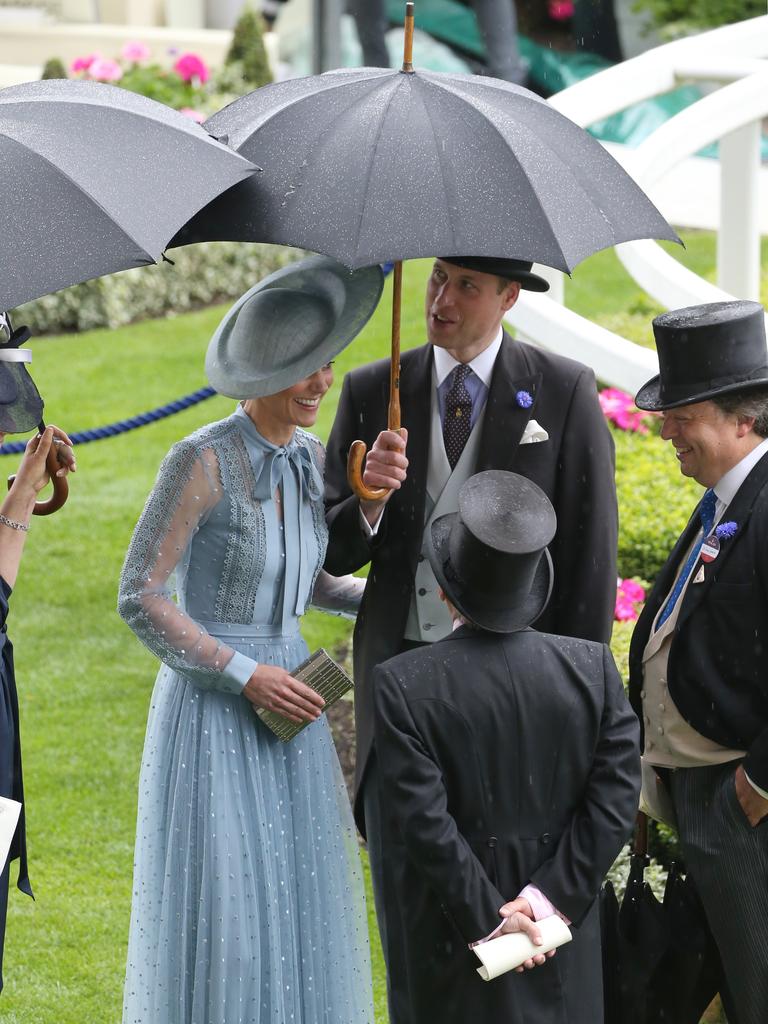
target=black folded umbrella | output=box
[601,815,722,1024]
[647,862,722,1024]
[601,853,669,1024]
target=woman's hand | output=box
[242,664,325,724]
[12,425,76,496]
[13,425,76,497]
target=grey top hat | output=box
[635,299,768,411]
[427,470,556,633]
[206,255,384,399]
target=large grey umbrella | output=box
[174,67,677,271]
[174,4,678,498]
[0,79,257,312]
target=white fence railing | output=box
[507,15,768,393]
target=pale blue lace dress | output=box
[118,406,372,1024]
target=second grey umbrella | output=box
[0,79,257,311]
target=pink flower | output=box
[549,0,574,20]
[88,57,123,82]
[70,54,98,73]
[615,578,646,622]
[179,107,206,123]
[121,40,151,62]
[599,388,650,434]
[173,52,209,84]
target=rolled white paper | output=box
[473,915,572,981]
[0,796,21,874]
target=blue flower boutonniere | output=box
[715,521,738,540]
[516,390,533,409]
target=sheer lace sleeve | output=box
[310,569,365,619]
[118,439,257,694]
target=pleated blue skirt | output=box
[123,627,373,1024]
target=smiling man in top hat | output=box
[370,469,639,1024]
[629,299,768,1024]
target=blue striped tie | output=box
[655,488,717,630]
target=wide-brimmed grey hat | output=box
[205,255,384,399]
[0,317,44,434]
[427,470,556,633]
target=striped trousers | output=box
[671,762,768,1024]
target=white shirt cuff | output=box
[220,650,258,694]
[359,505,385,537]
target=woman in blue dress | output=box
[118,257,383,1024]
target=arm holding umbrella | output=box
[0,426,74,584]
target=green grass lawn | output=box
[0,234,750,1021]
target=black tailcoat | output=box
[372,626,640,1024]
[629,451,768,789]
[324,334,618,819]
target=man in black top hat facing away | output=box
[371,470,640,1024]
[629,299,768,1024]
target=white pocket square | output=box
[520,419,549,444]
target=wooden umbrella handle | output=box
[347,262,403,501]
[7,441,70,516]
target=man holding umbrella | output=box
[323,255,618,950]
[629,299,768,1024]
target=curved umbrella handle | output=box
[7,443,70,516]
[346,260,404,504]
[347,440,390,502]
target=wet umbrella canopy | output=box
[0,79,257,311]
[174,1,679,500]
[175,64,680,270]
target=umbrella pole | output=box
[387,260,402,431]
[346,261,403,501]
[346,4,413,502]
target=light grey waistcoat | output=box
[403,383,487,643]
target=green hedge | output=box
[614,421,701,582]
[13,242,299,334]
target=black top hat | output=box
[427,471,556,634]
[635,300,768,411]
[0,316,44,434]
[439,256,550,293]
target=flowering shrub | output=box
[599,387,653,434]
[615,577,646,622]
[69,42,219,117]
[548,0,574,20]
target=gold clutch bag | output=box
[255,648,354,742]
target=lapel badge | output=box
[693,565,705,584]
[700,535,720,563]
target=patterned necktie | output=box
[655,488,717,630]
[443,364,473,470]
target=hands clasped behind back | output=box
[242,663,325,724]
[498,897,555,973]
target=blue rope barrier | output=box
[0,386,216,455]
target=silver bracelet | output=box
[0,513,29,532]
